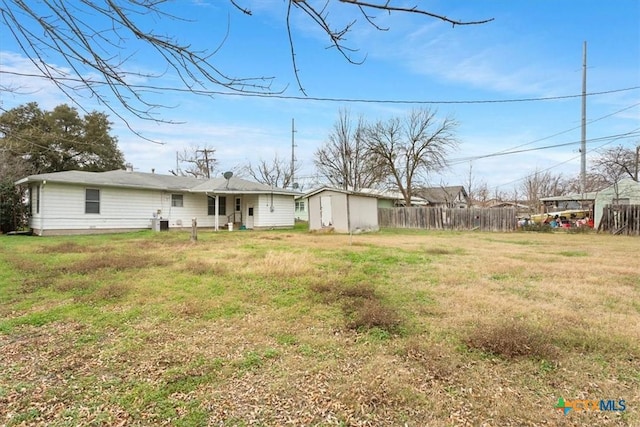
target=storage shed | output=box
[305,187,379,233]
[594,178,640,228]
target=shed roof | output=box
[540,191,598,202]
[302,186,380,199]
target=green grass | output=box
[0,229,638,426]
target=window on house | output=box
[31,185,40,215]
[171,194,184,207]
[295,200,305,211]
[85,189,100,214]
[235,197,241,212]
[208,196,226,215]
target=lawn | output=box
[0,228,638,426]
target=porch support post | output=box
[215,194,219,231]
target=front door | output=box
[320,196,333,227]
[234,197,242,223]
[246,206,254,229]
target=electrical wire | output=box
[1,70,639,105]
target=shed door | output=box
[320,196,333,227]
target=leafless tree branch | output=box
[1,0,492,126]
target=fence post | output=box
[191,217,198,242]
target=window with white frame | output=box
[208,196,226,215]
[31,185,40,215]
[295,200,305,212]
[171,194,184,207]
[85,188,100,214]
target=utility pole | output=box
[196,149,215,179]
[635,144,639,182]
[580,41,587,197]
[291,118,297,188]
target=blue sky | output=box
[1,0,639,194]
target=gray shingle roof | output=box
[16,170,299,195]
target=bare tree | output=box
[314,109,384,190]
[364,108,458,206]
[243,154,300,189]
[464,162,488,208]
[475,182,491,207]
[563,172,609,194]
[169,146,217,179]
[520,169,566,211]
[591,145,639,184]
[0,1,492,127]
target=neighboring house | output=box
[540,193,597,212]
[593,178,640,228]
[358,188,429,208]
[295,187,427,222]
[15,169,298,235]
[415,186,468,208]
[294,195,308,222]
[305,187,379,233]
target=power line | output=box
[1,70,639,105]
[490,102,640,155]
[491,129,640,191]
[447,102,640,165]
[448,131,640,165]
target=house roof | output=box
[415,186,468,204]
[15,170,299,195]
[539,192,597,202]
[190,176,299,195]
[357,188,429,205]
[540,179,640,202]
[302,186,381,199]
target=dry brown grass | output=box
[37,241,95,254]
[310,281,402,333]
[1,230,638,426]
[61,252,173,274]
[464,317,558,359]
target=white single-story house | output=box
[294,195,308,222]
[594,178,640,228]
[15,169,299,236]
[305,187,379,233]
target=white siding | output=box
[348,195,379,232]
[28,182,294,234]
[309,190,348,232]
[253,194,295,228]
[30,183,222,235]
[594,179,640,228]
[308,190,378,233]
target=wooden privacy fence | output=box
[378,207,517,232]
[598,204,640,236]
